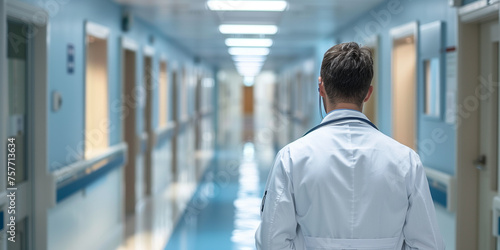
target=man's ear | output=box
[318,77,326,98]
[363,86,373,103]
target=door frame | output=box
[143,45,155,195]
[478,19,499,250]
[2,1,49,249]
[456,3,499,249]
[364,35,379,126]
[121,36,138,215]
[171,62,180,184]
[389,21,419,149]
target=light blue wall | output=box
[19,0,123,170]
[16,0,213,171]
[13,0,215,248]
[325,0,457,175]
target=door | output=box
[6,18,33,250]
[123,48,137,215]
[478,19,499,250]
[295,72,303,137]
[194,75,202,179]
[143,55,153,195]
[171,70,179,184]
[195,75,202,151]
[392,34,417,150]
[242,85,254,141]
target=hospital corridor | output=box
[0,0,499,249]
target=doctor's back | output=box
[255,42,444,250]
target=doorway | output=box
[122,40,138,215]
[85,34,109,159]
[294,72,303,138]
[159,61,168,128]
[171,70,179,184]
[5,17,33,250]
[143,55,153,195]
[194,74,202,179]
[391,23,417,150]
[456,8,500,249]
[242,85,254,141]
[195,75,202,151]
[477,19,499,250]
[243,86,254,115]
[3,2,49,248]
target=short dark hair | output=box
[320,42,374,106]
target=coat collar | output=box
[321,109,370,124]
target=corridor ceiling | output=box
[114,0,386,72]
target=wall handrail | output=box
[155,121,176,145]
[53,142,128,203]
[459,1,498,23]
[424,166,456,212]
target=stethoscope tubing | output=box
[303,117,378,137]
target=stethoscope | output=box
[303,116,378,136]
[305,85,378,137]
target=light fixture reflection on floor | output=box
[231,142,261,248]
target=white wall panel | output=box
[48,168,123,250]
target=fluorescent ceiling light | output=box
[229,47,270,56]
[207,1,288,12]
[233,56,267,62]
[238,70,260,77]
[237,64,262,69]
[237,66,262,75]
[236,62,264,68]
[219,25,278,35]
[226,38,273,47]
[236,65,262,71]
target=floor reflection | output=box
[116,79,276,250]
[231,142,262,249]
[164,139,272,250]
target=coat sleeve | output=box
[403,152,445,249]
[255,147,299,250]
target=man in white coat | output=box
[255,42,444,250]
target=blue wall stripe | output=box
[56,153,125,203]
[0,211,3,231]
[178,123,190,134]
[428,183,447,208]
[156,128,175,146]
[498,216,500,236]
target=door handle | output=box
[474,155,487,170]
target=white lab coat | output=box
[255,109,444,250]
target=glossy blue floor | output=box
[164,141,274,250]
